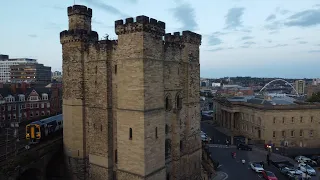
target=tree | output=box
[307,92,320,102]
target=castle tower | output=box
[60,5,98,179]
[115,17,166,179]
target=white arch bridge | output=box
[259,79,299,96]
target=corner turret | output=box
[182,31,202,45]
[115,15,165,36]
[67,5,92,31]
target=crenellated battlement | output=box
[115,15,165,36]
[68,5,92,17]
[60,29,98,44]
[182,31,202,45]
[164,31,202,46]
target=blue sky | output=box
[0,0,320,78]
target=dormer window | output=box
[29,96,39,101]
[5,95,15,103]
[19,95,25,101]
[42,94,48,100]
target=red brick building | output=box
[0,83,62,128]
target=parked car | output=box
[200,132,211,142]
[237,143,252,151]
[250,162,264,173]
[261,171,278,180]
[298,163,317,176]
[283,168,303,177]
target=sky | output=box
[0,0,320,78]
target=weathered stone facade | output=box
[213,98,320,148]
[60,5,202,180]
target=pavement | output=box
[201,121,320,180]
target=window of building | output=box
[41,103,44,108]
[165,139,171,158]
[13,114,16,119]
[180,140,183,152]
[282,117,285,123]
[291,130,295,137]
[291,117,294,123]
[8,106,11,111]
[8,115,11,120]
[273,117,276,124]
[47,111,50,116]
[114,65,117,74]
[176,94,182,110]
[300,130,303,137]
[47,103,50,108]
[165,95,172,111]
[273,131,276,138]
[282,131,286,137]
[115,149,118,163]
[129,128,132,140]
[30,112,33,117]
[311,116,313,122]
[1,106,5,111]
[300,117,303,123]
[35,111,39,116]
[30,103,33,109]
[41,111,45,116]
[155,127,158,139]
[12,105,16,110]
[165,124,169,134]
[310,130,314,137]
[34,103,38,108]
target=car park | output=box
[298,163,317,176]
[250,162,264,173]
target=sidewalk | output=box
[252,147,296,164]
[212,171,228,180]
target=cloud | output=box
[264,20,282,30]
[243,41,256,45]
[212,31,228,36]
[28,34,38,38]
[224,7,245,29]
[263,44,288,48]
[241,36,253,40]
[284,9,320,27]
[265,14,276,21]
[269,31,278,34]
[313,4,320,7]
[80,0,127,17]
[240,45,250,48]
[207,47,233,52]
[309,50,320,53]
[276,7,290,15]
[171,3,198,31]
[298,41,308,44]
[266,39,272,43]
[207,35,223,46]
[293,37,301,40]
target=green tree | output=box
[307,92,320,102]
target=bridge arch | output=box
[259,79,299,96]
[45,148,68,179]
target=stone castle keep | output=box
[60,4,202,180]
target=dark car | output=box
[237,144,252,151]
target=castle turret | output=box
[114,16,166,179]
[60,5,98,180]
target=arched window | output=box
[165,94,172,111]
[176,93,182,110]
[129,128,132,140]
[165,124,169,134]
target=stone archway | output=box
[17,168,42,180]
[45,150,68,179]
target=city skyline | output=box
[0,0,319,78]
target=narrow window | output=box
[78,150,80,156]
[300,130,303,137]
[165,124,169,134]
[155,127,158,139]
[291,130,294,137]
[95,66,98,74]
[300,117,303,123]
[273,117,276,124]
[282,117,285,123]
[180,140,183,152]
[311,116,313,122]
[176,94,182,110]
[282,131,285,137]
[115,149,118,163]
[165,96,169,111]
[100,125,103,132]
[291,117,294,123]
[310,130,314,137]
[273,131,276,138]
[115,65,117,74]
[129,128,132,140]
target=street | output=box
[202,121,320,180]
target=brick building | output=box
[60,5,206,180]
[0,83,62,128]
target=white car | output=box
[250,162,264,173]
[295,156,308,162]
[298,163,317,176]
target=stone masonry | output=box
[60,5,202,180]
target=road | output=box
[202,121,320,180]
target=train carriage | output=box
[26,114,63,144]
